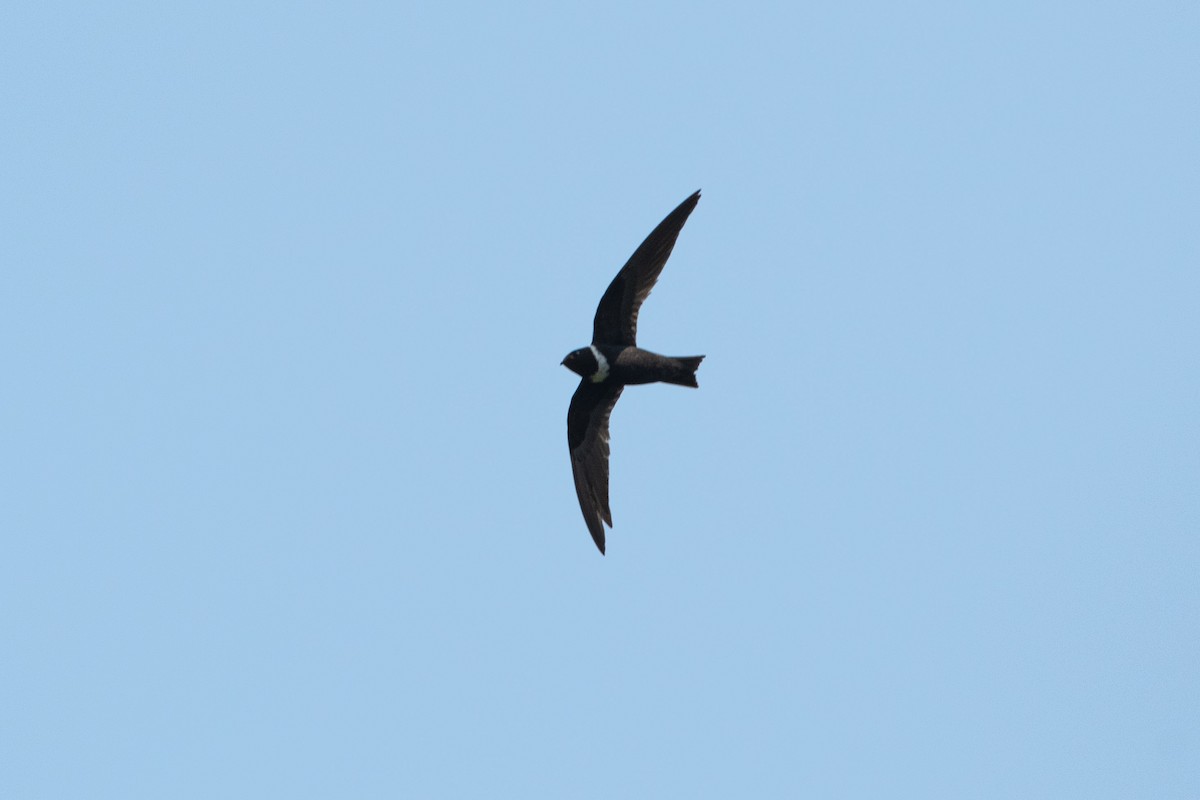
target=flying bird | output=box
[562,190,705,554]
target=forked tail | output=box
[666,355,705,388]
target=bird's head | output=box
[561,347,599,379]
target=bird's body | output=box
[562,191,704,554]
[563,345,703,388]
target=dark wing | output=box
[592,190,701,346]
[567,380,624,554]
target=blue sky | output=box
[3,2,1197,797]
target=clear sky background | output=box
[3,2,1197,798]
